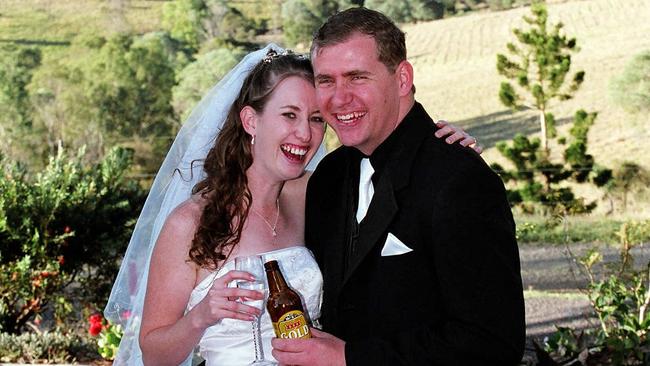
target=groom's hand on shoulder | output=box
[271,328,346,366]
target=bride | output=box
[104,44,480,365]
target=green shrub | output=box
[604,162,650,213]
[610,50,650,114]
[98,321,122,360]
[0,146,146,334]
[0,330,94,363]
[486,0,514,10]
[541,220,650,364]
[515,216,624,244]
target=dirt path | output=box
[520,242,650,291]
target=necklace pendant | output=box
[251,198,280,239]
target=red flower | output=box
[88,313,104,336]
[57,255,65,265]
[89,313,103,325]
[121,309,132,320]
[89,321,103,336]
[64,226,72,233]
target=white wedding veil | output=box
[104,43,327,365]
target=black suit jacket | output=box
[305,103,525,365]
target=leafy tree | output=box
[605,162,650,213]
[0,46,41,129]
[200,0,257,46]
[172,47,246,120]
[86,33,178,137]
[0,46,42,162]
[496,0,584,153]
[610,50,650,114]
[282,0,337,47]
[162,0,204,51]
[0,147,146,334]
[365,0,446,22]
[163,0,257,51]
[77,32,183,172]
[29,58,87,163]
[27,37,111,167]
[282,0,322,47]
[229,0,279,32]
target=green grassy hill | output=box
[0,0,164,42]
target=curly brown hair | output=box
[189,52,314,270]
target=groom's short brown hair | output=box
[310,7,406,73]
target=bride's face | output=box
[245,76,326,181]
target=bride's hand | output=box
[194,270,263,328]
[435,120,483,154]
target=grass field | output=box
[1,0,649,215]
[0,0,164,42]
[404,0,650,215]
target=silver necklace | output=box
[251,199,280,237]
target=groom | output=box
[272,7,525,365]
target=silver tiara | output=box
[262,49,307,64]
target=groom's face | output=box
[312,33,403,156]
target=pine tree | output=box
[496,0,584,154]
[491,109,612,215]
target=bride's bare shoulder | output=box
[164,195,206,232]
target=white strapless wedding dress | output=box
[186,246,323,366]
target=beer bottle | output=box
[264,260,311,339]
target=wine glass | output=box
[235,255,277,366]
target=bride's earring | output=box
[251,135,255,145]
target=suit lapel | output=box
[341,103,434,288]
[343,176,398,285]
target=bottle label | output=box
[272,310,311,339]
